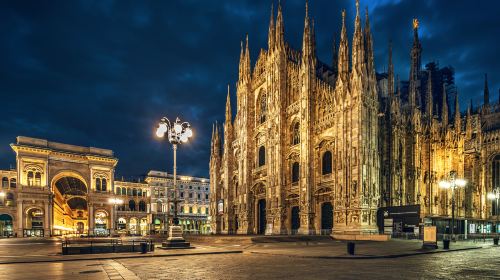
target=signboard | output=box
[377,205,420,233]
[423,226,437,249]
[217,200,224,214]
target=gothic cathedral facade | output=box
[209,1,500,236]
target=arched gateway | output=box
[10,136,117,237]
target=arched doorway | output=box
[0,214,13,237]
[258,199,266,235]
[140,218,148,235]
[76,222,84,234]
[52,175,88,236]
[321,202,333,234]
[117,217,127,232]
[25,208,44,237]
[129,218,138,235]
[291,206,300,234]
[94,210,109,236]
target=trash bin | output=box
[443,239,450,250]
[347,242,355,255]
[494,237,499,246]
[150,241,155,252]
[140,242,148,254]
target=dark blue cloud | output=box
[0,0,498,178]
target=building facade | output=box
[209,2,500,236]
[0,136,210,237]
[146,171,211,234]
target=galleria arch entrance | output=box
[52,175,88,236]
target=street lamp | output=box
[439,171,466,242]
[109,198,123,236]
[487,189,499,243]
[156,117,193,247]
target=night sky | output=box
[0,0,499,179]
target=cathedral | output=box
[209,1,500,237]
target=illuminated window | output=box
[1,177,8,188]
[10,178,16,188]
[34,172,42,186]
[27,172,34,186]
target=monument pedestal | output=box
[161,225,191,249]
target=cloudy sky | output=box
[0,0,498,178]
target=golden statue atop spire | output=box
[413,18,419,29]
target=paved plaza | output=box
[0,237,498,279]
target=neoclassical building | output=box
[0,136,210,237]
[209,2,500,236]
[146,171,211,234]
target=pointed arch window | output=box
[322,151,333,175]
[259,93,267,124]
[258,146,266,167]
[292,162,300,183]
[292,122,300,145]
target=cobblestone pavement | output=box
[117,246,500,280]
[0,239,498,279]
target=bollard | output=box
[347,242,355,255]
[443,239,450,250]
[140,242,148,254]
[494,237,499,246]
[150,240,155,252]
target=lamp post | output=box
[487,189,499,244]
[156,117,193,248]
[109,198,123,236]
[439,171,466,242]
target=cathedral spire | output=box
[338,9,349,74]
[442,82,449,128]
[409,18,422,109]
[275,1,285,51]
[364,7,375,78]
[214,121,221,157]
[351,0,365,73]
[225,85,232,126]
[388,40,394,96]
[243,35,251,81]
[311,18,317,61]
[466,100,473,138]
[238,40,244,80]
[484,73,490,106]
[454,90,461,133]
[332,37,338,73]
[426,70,433,117]
[301,0,314,68]
[268,3,275,51]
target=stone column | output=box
[88,203,94,235]
[110,204,115,234]
[17,200,23,237]
[44,202,50,237]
